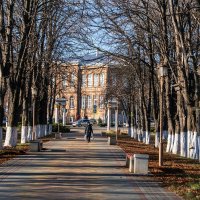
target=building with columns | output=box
[55,55,124,124]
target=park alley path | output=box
[0,132,182,200]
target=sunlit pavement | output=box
[0,131,182,200]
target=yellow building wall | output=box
[56,63,109,123]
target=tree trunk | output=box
[27,126,32,141]
[165,75,176,152]
[4,90,21,147]
[0,127,2,149]
[154,121,160,148]
[166,130,172,152]
[48,124,52,135]
[21,98,29,143]
[4,127,18,147]
[0,102,5,150]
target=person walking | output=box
[85,122,93,143]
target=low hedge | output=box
[99,123,115,127]
[101,130,115,137]
[52,124,70,133]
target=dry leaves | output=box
[117,137,200,200]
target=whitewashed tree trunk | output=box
[40,124,44,138]
[128,127,131,137]
[36,125,40,139]
[40,124,45,137]
[142,131,146,143]
[39,125,43,138]
[133,127,137,139]
[27,126,32,141]
[21,126,28,144]
[169,133,175,152]
[180,131,187,157]
[155,132,159,148]
[4,127,18,147]
[163,130,168,140]
[166,132,172,152]
[187,131,192,158]
[145,131,150,144]
[131,125,134,138]
[197,136,200,162]
[137,129,142,142]
[44,124,48,136]
[48,124,52,134]
[172,133,180,154]
[42,125,45,137]
[43,125,46,136]
[40,125,44,137]
[0,127,2,150]
[137,129,139,141]
[189,132,199,159]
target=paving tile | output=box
[0,133,182,200]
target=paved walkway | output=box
[0,132,182,200]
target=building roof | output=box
[59,53,118,69]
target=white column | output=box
[107,107,111,131]
[115,108,118,132]
[55,106,58,123]
[63,108,66,126]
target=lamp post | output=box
[55,98,67,138]
[106,101,111,131]
[115,101,119,141]
[62,106,67,126]
[158,63,168,166]
[31,86,37,140]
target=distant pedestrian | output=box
[85,122,93,143]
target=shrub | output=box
[99,123,107,127]
[97,117,102,125]
[101,130,115,137]
[150,127,155,133]
[52,123,70,133]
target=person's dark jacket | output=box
[85,124,93,137]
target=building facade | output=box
[56,59,114,124]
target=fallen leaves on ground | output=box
[117,136,200,200]
[0,145,29,165]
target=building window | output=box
[100,73,104,86]
[82,74,86,87]
[81,96,86,109]
[52,77,55,83]
[63,79,67,86]
[62,75,67,89]
[100,96,104,108]
[94,74,99,87]
[88,74,93,87]
[93,95,98,107]
[70,96,74,108]
[87,95,92,108]
[70,73,75,87]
